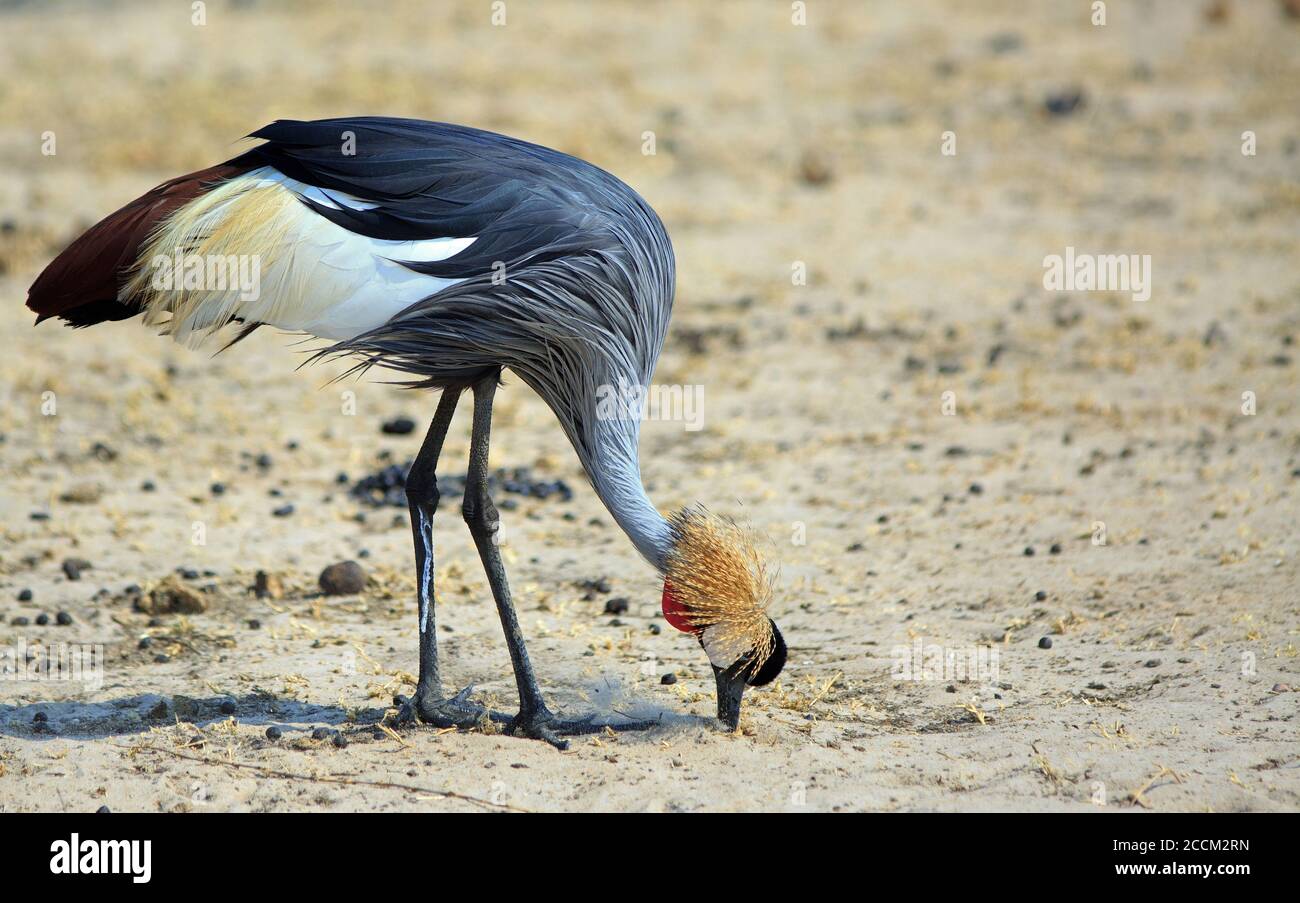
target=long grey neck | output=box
[584,411,673,570]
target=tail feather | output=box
[26,162,249,327]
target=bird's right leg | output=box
[394,388,486,729]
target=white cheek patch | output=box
[701,624,751,670]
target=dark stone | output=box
[319,561,367,596]
[17,588,32,602]
[56,611,73,626]
[265,726,283,740]
[62,558,92,580]
[381,417,417,435]
[604,597,629,615]
[660,673,677,685]
[1044,88,1085,116]
[1038,636,1053,649]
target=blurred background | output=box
[0,0,1297,811]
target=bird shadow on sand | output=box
[0,693,384,741]
[0,690,708,742]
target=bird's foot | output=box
[506,707,662,750]
[392,684,489,729]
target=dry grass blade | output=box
[116,742,526,812]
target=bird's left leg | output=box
[463,374,662,749]
[461,373,574,748]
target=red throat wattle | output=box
[661,580,694,633]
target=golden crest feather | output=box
[663,506,776,672]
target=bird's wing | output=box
[234,117,619,280]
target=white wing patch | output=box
[126,166,474,346]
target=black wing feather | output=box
[232,117,621,279]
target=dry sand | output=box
[0,0,1297,812]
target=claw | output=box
[506,708,662,748]
[394,684,491,729]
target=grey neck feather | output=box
[585,411,673,569]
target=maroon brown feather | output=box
[26,162,250,326]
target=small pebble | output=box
[1044,88,1085,116]
[11,616,29,626]
[1049,543,1062,555]
[968,483,983,495]
[247,619,262,630]
[311,727,333,740]
[648,624,661,635]
[1038,636,1053,649]
[272,504,295,518]
[265,726,283,740]
[17,588,32,601]
[219,700,237,715]
[35,613,50,626]
[660,673,677,685]
[1023,546,1035,557]
[33,711,48,723]
[604,597,629,615]
[210,482,226,496]
[62,558,92,580]
[1034,590,1047,602]
[141,480,156,492]
[332,733,348,748]
[96,805,111,814]
[319,560,367,595]
[56,611,73,626]
[153,653,170,664]
[381,416,417,435]
[1144,659,1161,668]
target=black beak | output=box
[713,663,747,731]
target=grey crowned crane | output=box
[26,117,786,749]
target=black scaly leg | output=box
[461,372,573,747]
[396,388,487,728]
[461,372,662,749]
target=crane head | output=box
[660,506,787,730]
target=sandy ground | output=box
[0,0,1297,812]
